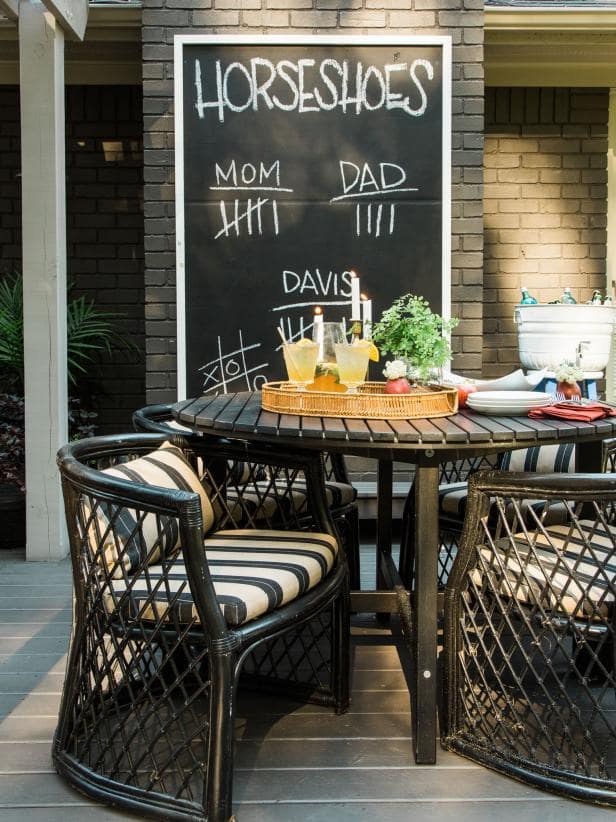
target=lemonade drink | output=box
[283,340,319,385]
[334,343,370,389]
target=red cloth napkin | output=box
[528,401,616,423]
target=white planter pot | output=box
[514,304,616,372]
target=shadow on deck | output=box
[0,546,614,821]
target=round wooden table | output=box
[173,390,616,765]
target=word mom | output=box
[214,160,281,188]
[211,160,289,239]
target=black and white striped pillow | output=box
[91,444,214,577]
[499,443,575,473]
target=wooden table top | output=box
[174,391,616,456]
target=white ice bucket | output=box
[515,304,616,372]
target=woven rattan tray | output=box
[261,381,459,419]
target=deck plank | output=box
[0,541,605,821]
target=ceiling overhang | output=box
[485,6,616,86]
[1,4,616,87]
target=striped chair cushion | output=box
[499,443,575,473]
[473,520,616,619]
[104,529,338,627]
[439,444,576,525]
[94,444,215,577]
[438,482,469,520]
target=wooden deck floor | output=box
[1,545,615,821]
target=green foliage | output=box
[0,393,25,490]
[0,277,24,392]
[0,273,139,394]
[371,294,458,380]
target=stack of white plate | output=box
[466,391,552,416]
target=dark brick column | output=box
[142,0,485,404]
[0,85,146,434]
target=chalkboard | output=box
[175,35,451,398]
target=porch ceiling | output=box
[0,4,615,87]
[0,4,141,84]
[486,5,616,86]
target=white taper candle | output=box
[313,306,324,360]
[350,270,361,319]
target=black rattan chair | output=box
[133,403,361,588]
[443,469,616,805]
[54,432,350,821]
[399,442,598,592]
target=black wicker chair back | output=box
[133,404,361,587]
[54,432,350,821]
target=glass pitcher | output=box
[311,321,346,391]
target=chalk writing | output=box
[194,57,435,123]
[212,160,290,238]
[199,331,268,393]
[281,268,353,297]
[215,197,279,238]
[355,202,396,237]
[332,160,416,236]
[212,160,291,190]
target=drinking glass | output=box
[334,343,370,393]
[282,341,319,389]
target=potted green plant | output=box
[0,393,25,548]
[371,293,458,383]
[0,273,138,548]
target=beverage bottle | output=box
[591,290,602,305]
[519,287,538,305]
[561,287,577,304]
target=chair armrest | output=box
[57,436,230,640]
[468,469,616,501]
[603,438,616,473]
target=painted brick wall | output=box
[483,87,609,378]
[142,0,486,406]
[65,86,146,433]
[0,85,146,434]
[0,87,21,271]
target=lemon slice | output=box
[356,339,380,362]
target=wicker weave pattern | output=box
[132,404,362,589]
[261,381,458,419]
[443,471,616,804]
[55,433,350,822]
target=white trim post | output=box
[19,0,68,560]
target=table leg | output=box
[576,439,605,519]
[376,458,393,591]
[575,438,603,473]
[412,458,439,764]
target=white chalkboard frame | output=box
[174,34,452,400]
